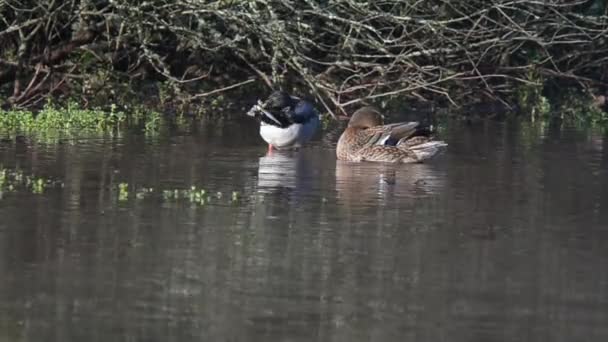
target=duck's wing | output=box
[383,121,436,147]
[351,126,394,149]
[398,136,433,148]
[357,145,418,163]
[357,122,422,147]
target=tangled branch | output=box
[1,0,607,115]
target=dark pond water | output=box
[1,112,607,342]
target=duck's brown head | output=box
[348,106,384,129]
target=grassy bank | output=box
[0,100,164,135]
[1,87,607,138]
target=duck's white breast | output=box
[259,117,319,149]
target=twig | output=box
[190,78,256,100]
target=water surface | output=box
[1,114,607,342]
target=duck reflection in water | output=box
[256,151,316,196]
[335,160,445,206]
[255,149,445,206]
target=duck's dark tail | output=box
[406,123,435,139]
[407,141,448,161]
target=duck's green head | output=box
[265,90,296,110]
[348,106,384,128]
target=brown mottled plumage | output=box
[336,106,447,163]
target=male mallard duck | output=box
[336,106,447,163]
[247,91,320,152]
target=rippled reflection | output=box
[335,160,445,206]
[257,152,301,190]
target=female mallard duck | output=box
[247,91,320,152]
[337,106,447,163]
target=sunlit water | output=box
[1,114,607,342]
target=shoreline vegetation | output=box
[1,1,608,126]
[0,100,163,133]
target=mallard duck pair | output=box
[247,91,447,162]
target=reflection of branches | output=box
[1,0,607,113]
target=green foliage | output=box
[516,69,551,120]
[31,178,46,194]
[0,101,124,132]
[158,81,179,107]
[192,94,233,117]
[118,183,129,202]
[0,101,166,137]
[231,191,240,202]
[162,186,208,205]
[0,166,63,199]
[144,111,162,132]
[515,78,608,126]
[116,184,243,206]
[0,170,243,206]
[554,90,608,125]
